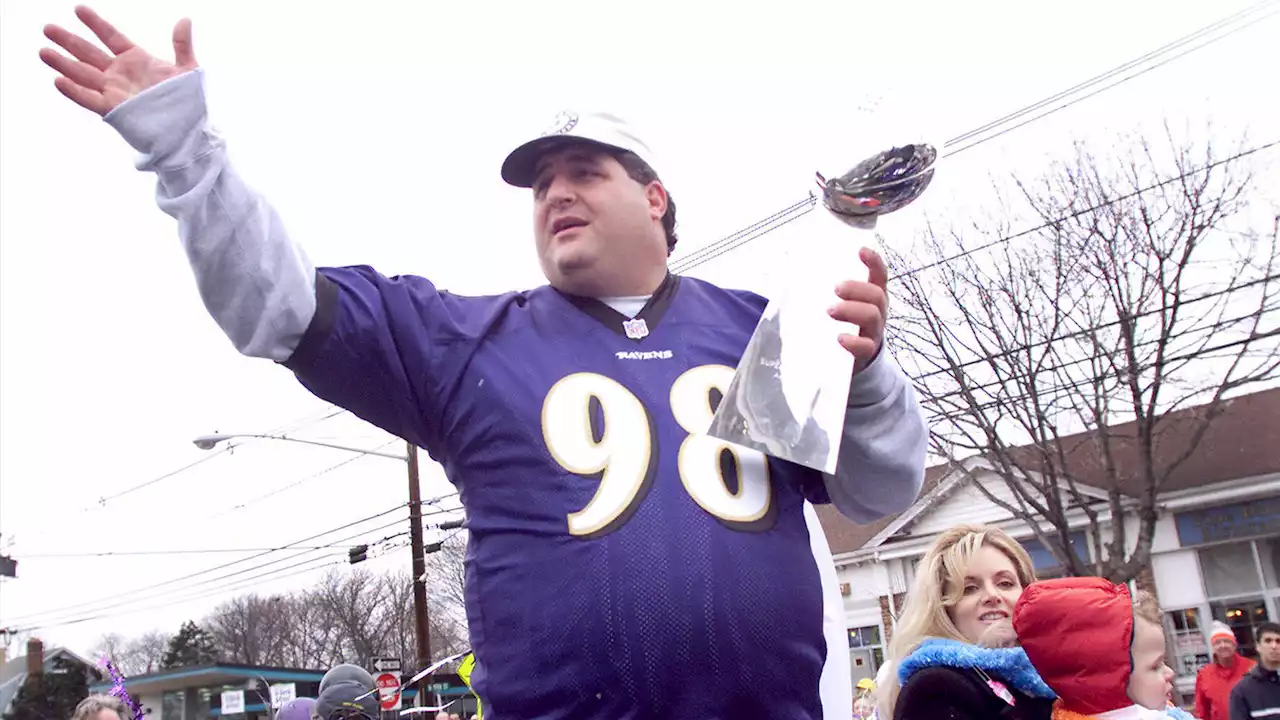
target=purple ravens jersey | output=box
[285,269,843,719]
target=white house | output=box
[818,386,1280,703]
[0,639,101,718]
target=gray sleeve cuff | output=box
[105,69,216,172]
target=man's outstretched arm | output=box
[105,69,316,362]
[42,7,315,362]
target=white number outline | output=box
[541,365,774,538]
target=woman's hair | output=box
[72,694,134,720]
[875,524,1037,718]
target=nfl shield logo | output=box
[542,110,579,137]
[622,318,649,340]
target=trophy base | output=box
[706,292,851,476]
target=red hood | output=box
[1014,577,1135,715]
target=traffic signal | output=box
[348,544,369,565]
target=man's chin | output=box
[545,255,605,294]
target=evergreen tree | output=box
[2,657,91,720]
[160,620,220,668]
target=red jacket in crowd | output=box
[1195,654,1255,720]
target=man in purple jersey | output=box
[41,7,927,719]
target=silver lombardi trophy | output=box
[705,142,938,474]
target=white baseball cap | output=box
[501,110,660,188]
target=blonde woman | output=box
[877,524,1056,720]
[71,695,134,720]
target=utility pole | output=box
[405,441,432,701]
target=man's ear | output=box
[645,181,668,220]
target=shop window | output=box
[1257,537,1280,589]
[195,688,213,720]
[1211,599,1269,660]
[162,690,185,720]
[1197,539,1276,661]
[1199,542,1262,596]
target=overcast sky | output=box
[1,0,1277,660]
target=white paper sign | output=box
[270,684,297,709]
[221,690,245,715]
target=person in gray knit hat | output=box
[315,682,379,720]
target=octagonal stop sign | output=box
[375,672,401,711]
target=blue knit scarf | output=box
[898,638,1058,699]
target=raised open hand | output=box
[40,6,197,117]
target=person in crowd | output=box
[853,677,877,719]
[1196,621,1254,720]
[1229,622,1280,720]
[38,7,927,718]
[71,694,134,720]
[1014,577,1191,719]
[315,680,379,720]
[877,524,1055,720]
[274,697,315,720]
[318,665,374,695]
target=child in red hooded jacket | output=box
[1013,577,1195,720]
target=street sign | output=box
[374,672,401,712]
[221,690,245,715]
[370,657,401,673]
[269,684,296,709]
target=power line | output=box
[86,446,234,509]
[5,515,411,631]
[673,139,1277,278]
[892,140,1280,281]
[270,405,349,436]
[77,404,353,511]
[18,508,465,632]
[18,556,347,632]
[668,195,817,274]
[944,0,1279,154]
[7,502,465,631]
[20,492,462,559]
[914,305,1278,409]
[671,201,817,274]
[920,327,1280,426]
[15,546,363,558]
[670,2,1278,274]
[203,439,402,520]
[0,503,409,626]
[900,271,1280,383]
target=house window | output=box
[848,625,885,681]
[1019,531,1090,579]
[1165,607,1210,677]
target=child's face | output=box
[1127,618,1175,709]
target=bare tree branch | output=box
[887,125,1278,583]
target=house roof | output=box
[819,386,1280,556]
[0,646,100,717]
[87,663,327,695]
[817,464,951,558]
